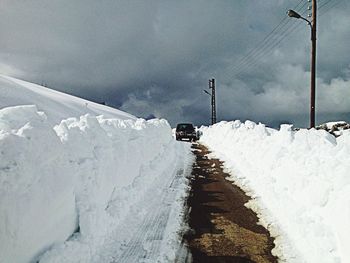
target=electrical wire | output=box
[227,0,306,73]
[318,0,344,16]
[231,8,309,77]
[229,0,344,79]
[210,0,345,85]
[318,0,335,11]
[226,1,310,78]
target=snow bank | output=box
[200,120,350,263]
[0,83,190,262]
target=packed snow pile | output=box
[0,76,192,263]
[200,120,350,263]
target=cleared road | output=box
[185,143,277,263]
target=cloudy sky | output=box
[0,0,349,127]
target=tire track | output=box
[112,154,188,263]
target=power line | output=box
[318,0,334,11]
[234,20,305,78]
[229,17,288,72]
[230,0,346,80]
[227,1,310,77]
[233,0,309,63]
[213,0,345,85]
[228,0,306,72]
[228,18,290,74]
[231,8,309,77]
[319,0,344,16]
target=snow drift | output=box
[0,76,191,263]
[200,120,350,263]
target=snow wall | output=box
[200,120,350,263]
[0,105,184,263]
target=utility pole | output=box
[287,0,317,128]
[209,79,216,125]
[310,0,317,128]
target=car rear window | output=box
[176,124,194,131]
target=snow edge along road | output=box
[0,104,193,263]
[199,120,350,263]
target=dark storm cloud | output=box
[1,0,349,128]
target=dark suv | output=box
[175,123,198,141]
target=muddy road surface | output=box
[185,143,278,263]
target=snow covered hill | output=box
[0,75,135,124]
[0,75,192,263]
[200,121,350,263]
